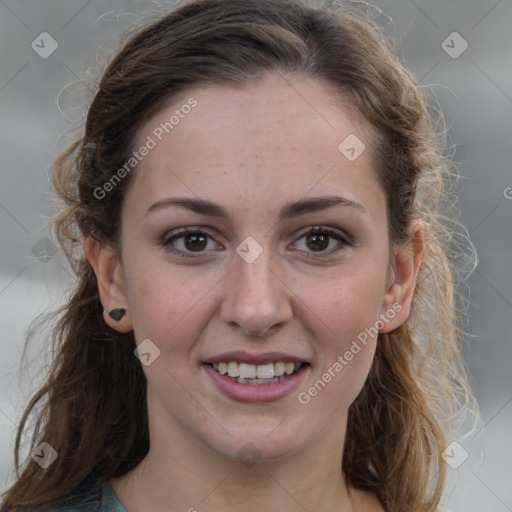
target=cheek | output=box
[299,286,380,414]
[298,262,387,343]
[293,262,386,399]
[122,249,185,335]
[123,249,223,350]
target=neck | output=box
[110,393,354,511]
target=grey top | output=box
[49,476,126,511]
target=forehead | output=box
[125,73,385,223]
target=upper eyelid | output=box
[162,225,349,240]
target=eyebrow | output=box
[145,195,365,219]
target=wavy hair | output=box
[1,0,478,510]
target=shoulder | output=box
[47,473,125,512]
[46,474,101,510]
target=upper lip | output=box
[203,350,309,365]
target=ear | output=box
[84,235,133,333]
[379,220,424,333]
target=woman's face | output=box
[101,73,414,462]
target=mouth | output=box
[202,351,311,403]
[205,361,308,385]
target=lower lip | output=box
[203,364,310,403]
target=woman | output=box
[1,0,477,510]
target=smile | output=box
[203,361,310,403]
[210,361,304,384]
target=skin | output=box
[85,72,424,511]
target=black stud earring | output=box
[108,308,126,321]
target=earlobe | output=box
[379,220,424,333]
[84,236,133,333]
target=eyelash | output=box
[160,226,352,259]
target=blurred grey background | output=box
[0,0,511,510]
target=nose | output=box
[219,244,293,338]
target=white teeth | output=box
[274,362,285,377]
[227,362,238,378]
[256,363,274,379]
[239,363,256,379]
[211,361,303,382]
[285,362,295,375]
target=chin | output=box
[203,422,305,464]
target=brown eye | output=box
[182,232,208,251]
[294,227,352,256]
[161,228,219,258]
[305,231,330,251]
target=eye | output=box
[161,225,352,259]
[161,227,221,258]
[292,226,352,257]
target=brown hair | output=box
[1,0,478,510]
